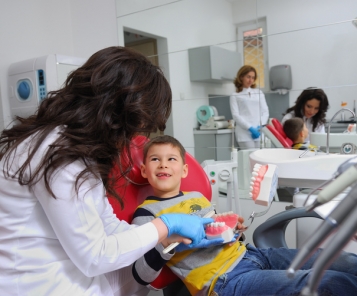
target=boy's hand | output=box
[227,215,246,246]
[235,215,246,233]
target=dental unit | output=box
[285,156,357,295]
[310,107,357,155]
[203,163,278,243]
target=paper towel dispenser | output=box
[269,65,292,92]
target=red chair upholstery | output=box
[264,118,293,148]
[108,135,212,290]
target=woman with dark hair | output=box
[0,47,213,296]
[282,87,329,141]
[230,65,269,149]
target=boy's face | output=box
[302,123,309,140]
[141,144,188,198]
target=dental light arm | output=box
[306,156,357,212]
[300,204,357,296]
[287,182,357,277]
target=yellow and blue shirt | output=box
[292,142,318,150]
[131,191,246,296]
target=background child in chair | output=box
[283,117,318,150]
[132,135,357,296]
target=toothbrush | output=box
[162,210,215,254]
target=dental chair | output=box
[108,135,212,295]
[253,206,322,249]
[263,118,293,148]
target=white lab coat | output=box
[282,111,325,142]
[230,87,269,142]
[0,127,157,296]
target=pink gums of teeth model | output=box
[215,211,239,228]
[249,163,278,206]
[205,211,238,243]
[205,222,234,243]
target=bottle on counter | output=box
[341,101,347,121]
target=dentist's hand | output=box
[175,237,224,252]
[248,126,260,139]
[159,213,214,246]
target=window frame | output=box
[236,18,269,92]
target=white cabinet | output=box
[193,129,237,163]
[188,46,241,83]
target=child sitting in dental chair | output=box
[131,135,357,296]
[283,117,318,150]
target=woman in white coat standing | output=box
[230,65,269,149]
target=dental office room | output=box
[1,0,357,295]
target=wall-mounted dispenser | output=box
[8,54,86,119]
[269,65,292,95]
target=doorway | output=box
[124,30,164,139]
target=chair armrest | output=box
[253,207,322,249]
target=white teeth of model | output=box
[250,181,255,186]
[249,192,253,197]
[252,172,258,177]
[251,176,256,181]
[250,186,253,190]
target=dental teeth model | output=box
[249,163,278,206]
[214,211,239,228]
[205,211,239,243]
[205,222,234,243]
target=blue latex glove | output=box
[175,237,224,252]
[176,233,243,252]
[248,126,260,139]
[159,214,214,245]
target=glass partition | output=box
[115,0,357,211]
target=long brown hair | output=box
[0,46,172,208]
[284,87,329,132]
[233,65,257,92]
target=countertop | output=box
[193,128,235,134]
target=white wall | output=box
[0,0,118,129]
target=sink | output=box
[310,132,357,153]
[249,148,356,188]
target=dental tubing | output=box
[301,205,357,295]
[288,182,357,277]
[306,156,357,212]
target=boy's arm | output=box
[131,211,175,286]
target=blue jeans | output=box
[213,244,357,296]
